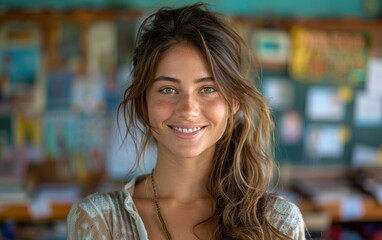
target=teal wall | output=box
[0,0,381,19]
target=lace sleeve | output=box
[289,204,305,240]
[269,197,306,240]
[66,202,111,240]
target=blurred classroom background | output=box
[0,0,382,239]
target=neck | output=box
[153,153,213,203]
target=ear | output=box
[232,97,240,114]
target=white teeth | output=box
[173,127,201,133]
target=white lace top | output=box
[67,176,306,239]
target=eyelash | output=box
[158,86,217,95]
[159,87,177,94]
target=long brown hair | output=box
[118,3,290,239]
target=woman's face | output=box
[146,42,229,160]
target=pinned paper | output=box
[340,195,364,221]
[87,22,116,74]
[263,77,294,111]
[366,58,382,94]
[280,110,302,144]
[0,22,41,106]
[29,197,53,219]
[14,113,42,148]
[354,91,382,127]
[71,73,105,113]
[306,86,346,121]
[304,124,345,158]
[351,144,379,168]
[43,111,74,157]
[250,29,290,64]
[46,70,73,109]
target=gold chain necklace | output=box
[150,169,173,240]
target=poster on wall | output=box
[280,110,302,145]
[87,22,117,74]
[0,22,41,107]
[366,58,382,94]
[304,124,348,159]
[262,77,294,111]
[46,70,73,109]
[72,114,110,156]
[14,113,42,152]
[290,27,368,85]
[43,111,74,158]
[250,29,290,66]
[354,91,382,127]
[306,86,346,121]
[351,144,381,168]
[0,22,40,48]
[71,73,105,113]
[0,48,40,104]
[58,23,82,67]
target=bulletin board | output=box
[255,24,382,167]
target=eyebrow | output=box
[153,76,214,84]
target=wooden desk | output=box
[0,203,72,221]
[300,196,382,223]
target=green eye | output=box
[160,88,176,94]
[201,87,216,94]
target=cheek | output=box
[147,99,173,125]
[204,99,229,125]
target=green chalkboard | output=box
[261,67,381,167]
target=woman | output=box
[67,3,306,240]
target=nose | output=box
[175,93,199,119]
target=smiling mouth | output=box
[171,126,205,133]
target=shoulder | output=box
[66,190,128,239]
[67,191,122,221]
[268,195,306,239]
[75,191,125,217]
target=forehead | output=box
[156,42,209,70]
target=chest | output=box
[134,198,213,240]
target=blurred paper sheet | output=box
[341,195,364,221]
[33,184,81,203]
[87,22,116,73]
[352,144,379,168]
[354,91,382,127]
[29,197,52,219]
[29,184,81,218]
[280,110,302,144]
[375,185,382,204]
[263,77,294,111]
[304,124,345,158]
[306,86,345,121]
[367,58,382,94]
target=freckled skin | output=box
[146,42,229,161]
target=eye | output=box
[159,87,177,95]
[200,87,216,94]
